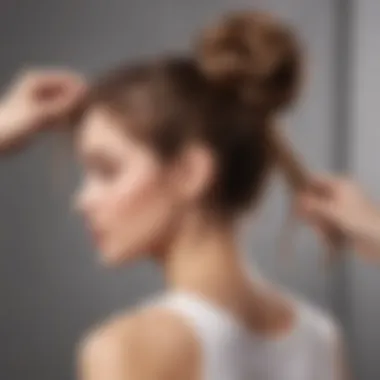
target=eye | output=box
[94,159,119,180]
[83,154,120,181]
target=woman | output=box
[0,11,344,380]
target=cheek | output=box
[113,172,160,224]
[103,166,175,261]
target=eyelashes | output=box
[80,154,121,181]
[94,163,120,180]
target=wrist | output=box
[0,103,13,141]
[0,100,19,131]
[0,102,10,128]
[0,101,31,151]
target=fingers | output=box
[27,70,88,122]
[297,182,348,231]
[297,193,333,220]
[297,174,354,231]
[32,70,86,100]
[307,174,343,196]
[3,68,88,134]
[39,77,87,116]
[13,68,85,100]
[310,174,360,198]
[20,69,85,87]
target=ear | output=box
[171,143,216,204]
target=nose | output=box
[72,179,102,220]
[72,185,88,215]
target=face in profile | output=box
[74,107,184,265]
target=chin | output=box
[97,246,145,267]
[98,254,122,267]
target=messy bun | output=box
[195,11,302,114]
[84,10,307,216]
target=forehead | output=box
[76,107,132,154]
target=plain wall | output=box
[0,1,345,379]
[351,0,380,378]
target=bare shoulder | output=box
[77,306,200,380]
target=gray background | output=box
[350,0,380,378]
[0,0,375,379]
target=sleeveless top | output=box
[151,291,339,380]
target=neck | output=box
[154,212,296,337]
[157,212,252,305]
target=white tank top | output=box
[154,292,339,380]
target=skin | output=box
[298,176,380,263]
[0,70,347,380]
[77,308,200,380]
[74,106,301,380]
[0,69,86,152]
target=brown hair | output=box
[79,11,304,217]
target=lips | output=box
[87,224,105,247]
[91,229,103,245]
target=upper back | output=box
[154,291,340,380]
[80,291,340,380]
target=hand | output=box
[0,69,86,150]
[297,176,380,262]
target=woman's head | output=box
[74,11,302,265]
